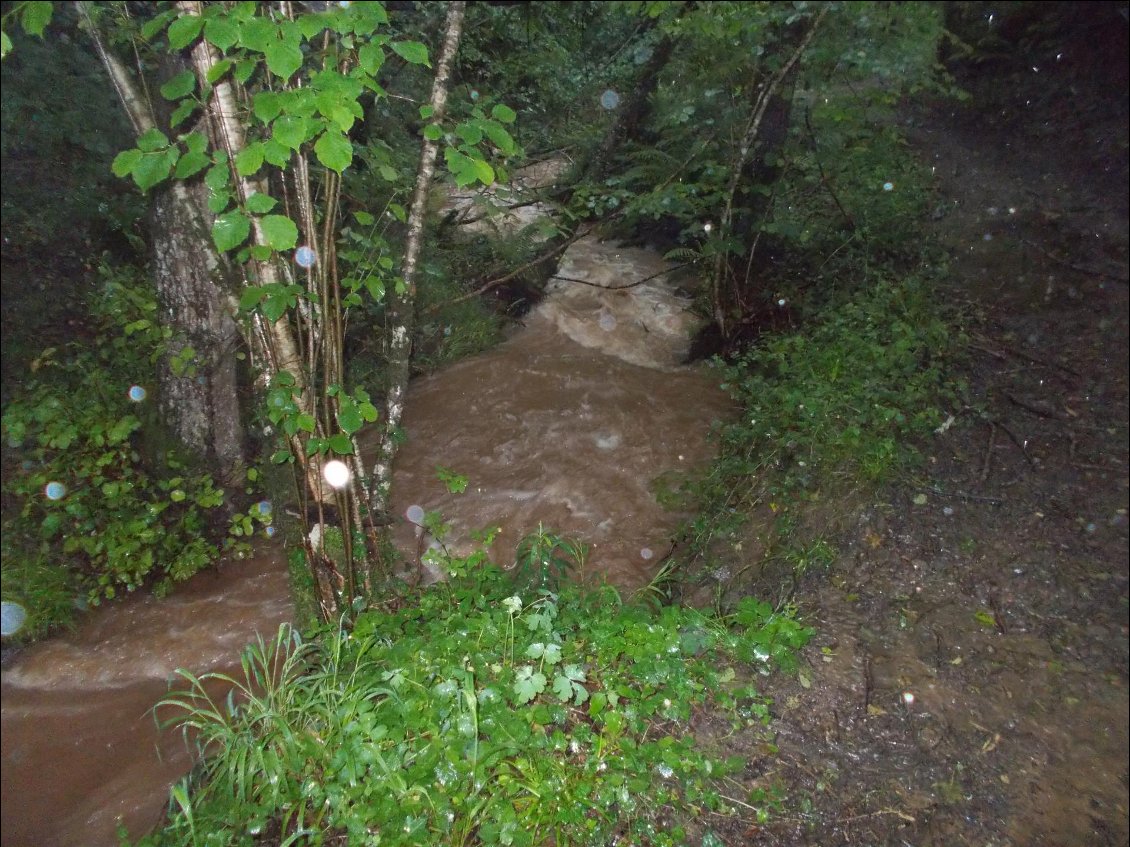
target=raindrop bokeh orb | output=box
[600,89,621,110]
[598,311,617,331]
[323,460,351,489]
[406,504,426,525]
[882,181,894,192]
[295,246,317,268]
[128,385,146,402]
[1,601,28,637]
[257,500,273,515]
[266,525,277,538]
[45,481,67,501]
[640,547,654,560]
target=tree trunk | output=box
[370,0,466,522]
[81,2,246,478]
[148,181,245,479]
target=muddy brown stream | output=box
[1,233,729,845]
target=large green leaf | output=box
[253,91,284,123]
[328,433,354,455]
[212,210,251,252]
[244,192,277,214]
[260,215,298,251]
[338,401,363,435]
[112,149,142,178]
[234,143,264,177]
[160,71,196,101]
[21,1,53,37]
[137,128,170,153]
[272,115,309,150]
[314,131,352,173]
[264,40,303,80]
[133,151,176,192]
[174,151,209,180]
[391,40,429,67]
[203,16,239,51]
[167,14,204,50]
[491,103,517,124]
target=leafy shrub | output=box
[1,265,229,619]
[142,553,813,846]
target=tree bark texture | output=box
[370,0,466,520]
[148,182,245,478]
[81,2,246,476]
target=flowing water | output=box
[1,208,730,845]
[1,554,293,846]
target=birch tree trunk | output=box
[369,0,466,521]
[81,3,245,477]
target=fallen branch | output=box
[425,224,595,314]
[550,260,697,291]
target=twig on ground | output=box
[980,421,998,482]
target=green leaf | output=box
[204,161,230,192]
[133,151,175,191]
[112,149,142,178]
[338,402,363,435]
[174,151,209,179]
[183,131,208,155]
[203,16,239,50]
[205,58,233,84]
[474,159,495,186]
[239,17,275,51]
[314,131,352,173]
[422,124,443,141]
[234,143,264,177]
[491,103,517,124]
[141,10,177,41]
[419,104,435,120]
[328,433,353,455]
[296,413,316,433]
[378,164,397,182]
[358,41,384,75]
[160,70,196,101]
[261,138,291,168]
[167,14,205,50]
[207,190,232,214]
[260,215,298,251]
[169,99,197,129]
[391,40,429,66]
[272,115,309,150]
[244,192,277,214]
[253,91,284,123]
[137,128,169,153]
[297,12,327,40]
[484,122,516,155]
[264,40,303,80]
[455,122,483,145]
[239,285,266,310]
[21,1,53,38]
[513,668,546,704]
[353,210,375,226]
[1,31,13,59]
[212,211,251,252]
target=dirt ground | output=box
[726,19,1130,847]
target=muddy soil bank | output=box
[737,31,1129,847]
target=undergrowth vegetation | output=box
[140,555,811,847]
[0,266,241,638]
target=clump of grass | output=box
[137,542,812,846]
